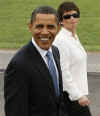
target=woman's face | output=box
[61,10,79,32]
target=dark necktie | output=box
[46,51,60,96]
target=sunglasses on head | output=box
[63,13,80,19]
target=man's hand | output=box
[78,96,90,106]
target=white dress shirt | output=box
[53,27,89,101]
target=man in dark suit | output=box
[4,6,68,116]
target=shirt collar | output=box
[61,27,78,38]
[31,37,52,57]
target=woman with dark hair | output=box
[53,1,92,116]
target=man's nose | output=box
[41,27,49,34]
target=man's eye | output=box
[47,25,55,29]
[36,24,44,29]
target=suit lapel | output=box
[27,42,58,102]
[52,46,63,96]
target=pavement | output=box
[0,50,100,72]
[0,50,100,116]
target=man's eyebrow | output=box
[48,24,55,26]
[35,24,44,27]
[47,24,57,27]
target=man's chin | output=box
[40,46,50,50]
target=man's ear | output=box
[28,23,33,32]
[57,24,61,34]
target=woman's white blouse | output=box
[53,27,89,101]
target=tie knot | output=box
[46,51,52,59]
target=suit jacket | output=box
[4,41,68,116]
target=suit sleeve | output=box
[4,60,29,116]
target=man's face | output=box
[29,13,59,50]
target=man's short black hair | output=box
[30,6,59,24]
[57,1,80,22]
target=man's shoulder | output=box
[52,45,59,51]
[10,41,32,62]
[52,45,60,58]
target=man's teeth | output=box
[40,38,49,41]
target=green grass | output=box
[0,0,100,51]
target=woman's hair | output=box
[57,1,80,22]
